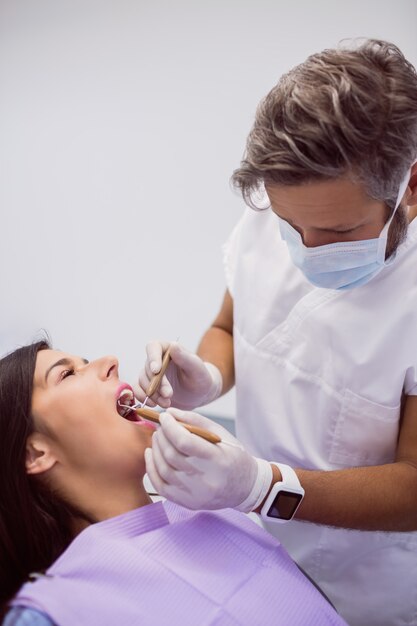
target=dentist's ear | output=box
[408,161,417,206]
[26,433,57,475]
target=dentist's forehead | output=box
[265,178,382,228]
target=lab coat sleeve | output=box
[222,209,251,297]
[404,366,417,396]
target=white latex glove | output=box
[134,341,222,410]
[144,408,272,512]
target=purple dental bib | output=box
[11,501,346,626]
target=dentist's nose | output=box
[302,230,321,247]
[301,229,340,247]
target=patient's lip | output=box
[135,421,157,431]
[115,382,134,402]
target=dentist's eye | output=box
[336,227,357,235]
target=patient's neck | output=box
[56,470,153,530]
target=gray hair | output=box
[232,39,417,211]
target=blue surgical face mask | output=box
[278,169,412,290]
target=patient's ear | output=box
[26,433,57,475]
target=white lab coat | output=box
[224,207,417,626]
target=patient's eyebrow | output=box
[44,357,89,383]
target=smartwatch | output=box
[260,463,304,523]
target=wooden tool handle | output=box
[180,422,221,444]
[146,345,173,397]
[134,406,221,445]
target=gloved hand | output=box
[134,341,222,410]
[144,408,273,512]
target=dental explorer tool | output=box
[117,403,242,448]
[133,405,221,444]
[119,402,243,449]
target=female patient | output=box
[0,340,346,626]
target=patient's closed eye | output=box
[60,369,75,381]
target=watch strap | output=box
[270,463,303,491]
[260,463,304,523]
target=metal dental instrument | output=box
[117,402,241,448]
[141,343,174,411]
[133,405,221,444]
[119,341,242,447]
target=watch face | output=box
[267,490,303,520]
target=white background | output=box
[1,0,416,418]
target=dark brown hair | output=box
[0,340,74,617]
[232,39,417,211]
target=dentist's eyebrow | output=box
[44,357,89,383]
[273,211,363,233]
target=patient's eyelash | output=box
[60,368,75,381]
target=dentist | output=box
[137,39,417,626]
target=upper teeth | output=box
[117,389,135,417]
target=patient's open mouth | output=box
[116,387,138,421]
[116,385,157,430]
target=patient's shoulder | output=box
[2,607,55,626]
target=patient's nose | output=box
[91,355,119,380]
